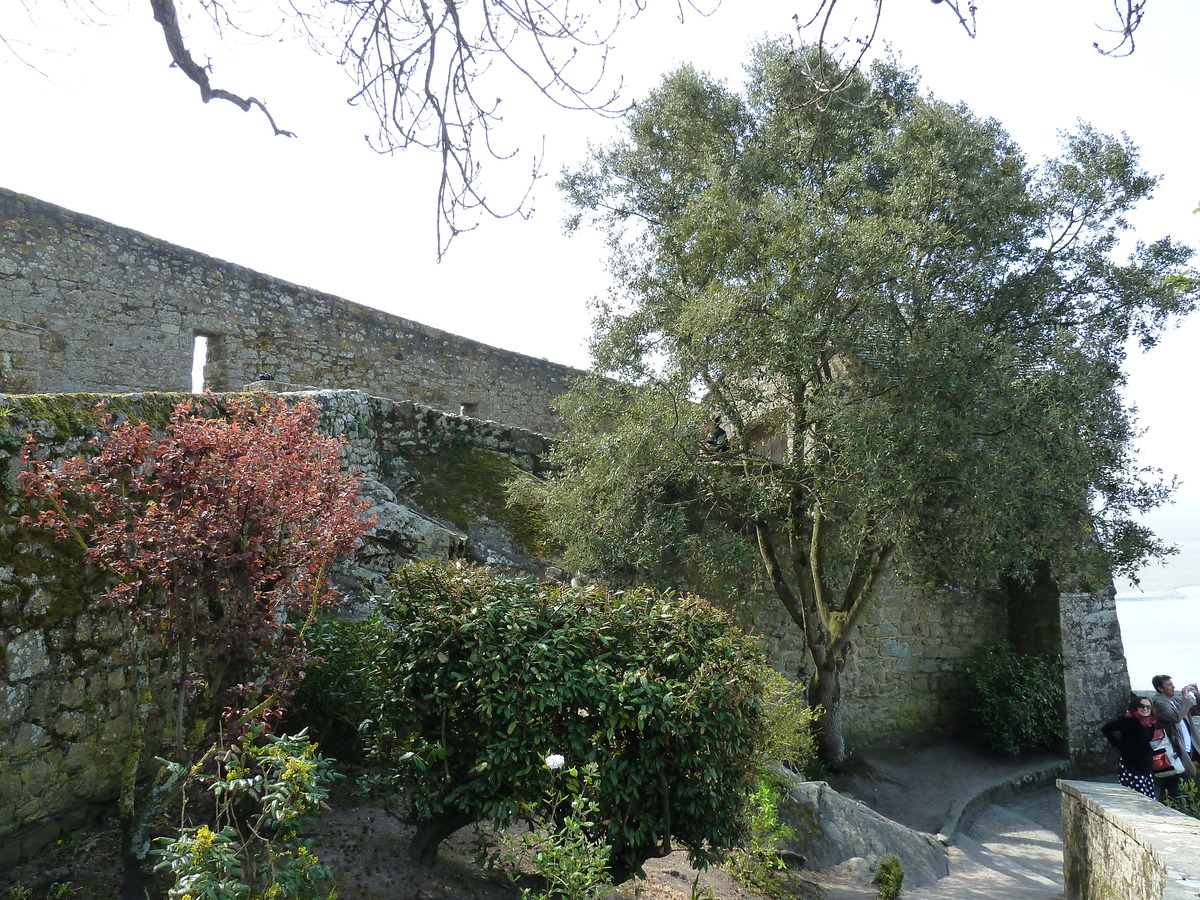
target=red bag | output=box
[1150,727,1185,777]
[1152,748,1175,773]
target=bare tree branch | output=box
[148,0,296,137]
[1094,0,1146,56]
[794,0,1148,101]
[3,0,1148,258]
[332,0,664,256]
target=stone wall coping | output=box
[1059,778,1200,899]
[938,756,1069,841]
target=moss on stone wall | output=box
[0,478,107,628]
[406,444,560,561]
[0,391,204,442]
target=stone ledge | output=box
[1059,778,1200,900]
[938,756,1070,842]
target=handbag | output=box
[1151,728,1186,777]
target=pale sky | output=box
[2,0,1198,590]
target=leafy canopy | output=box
[537,40,1195,759]
[556,39,1191,593]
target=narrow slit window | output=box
[191,335,209,393]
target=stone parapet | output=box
[0,187,582,435]
[1059,779,1200,900]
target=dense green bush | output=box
[1165,778,1200,820]
[965,640,1065,756]
[300,559,775,880]
[725,777,799,896]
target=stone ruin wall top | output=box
[0,187,580,436]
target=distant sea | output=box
[1114,528,1200,691]
[1116,589,1200,691]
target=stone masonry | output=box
[1059,779,1200,900]
[0,187,580,435]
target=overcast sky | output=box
[2,0,1198,591]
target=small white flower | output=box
[545,753,566,770]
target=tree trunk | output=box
[122,854,150,900]
[409,809,476,865]
[809,659,847,767]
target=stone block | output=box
[58,678,86,709]
[777,770,948,888]
[54,710,88,739]
[6,630,50,680]
[0,682,29,724]
[15,721,51,754]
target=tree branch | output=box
[1094,0,1146,57]
[148,0,296,137]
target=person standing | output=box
[1101,696,1158,800]
[1151,675,1199,797]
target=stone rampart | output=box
[0,187,580,435]
[1059,779,1200,900]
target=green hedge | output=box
[299,560,774,879]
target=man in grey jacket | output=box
[1152,674,1200,790]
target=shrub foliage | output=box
[966,640,1065,756]
[20,393,373,734]
[874,854,904,900]
[20,393,372,893]
[302,560,775,879]
[152,728,341,900]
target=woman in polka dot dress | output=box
[1101,696,1158,800]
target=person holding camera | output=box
[1151,675,1200,796]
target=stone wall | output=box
[1060,589,1131,767]
[740,576,1011,746]
[842,579,1012,743]
[1059,779,1200,900]
[0,187,581,435]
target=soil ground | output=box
[2,736,1050,899]
[826,734,1065,835]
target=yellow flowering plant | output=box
[152,728,341,900]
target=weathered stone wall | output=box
[0,318,42,393]
[1059,779,1200,900]
[0,187,580,435]
[738,577,1011,744]
[740,566,1122,754]
[1060,589,1131,768]
[0,393,176,866]
[842,579,1012,743]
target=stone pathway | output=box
[904,786,1066,900]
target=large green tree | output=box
[530,40,1195,763]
